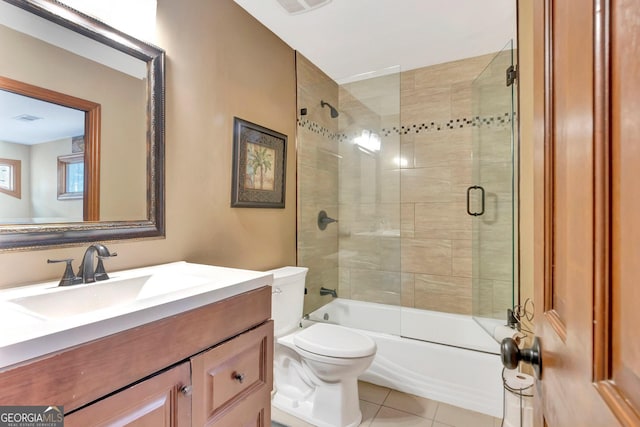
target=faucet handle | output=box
[94,256,112,281]
[94,247,117,281]
[47,258,82,287]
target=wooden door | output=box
[532,0,640,425]
[64,362,191,427]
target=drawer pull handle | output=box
[180,385,192,396]
[233,372,245,384]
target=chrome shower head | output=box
[320,100,339,118]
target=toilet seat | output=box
[293,323,376,358]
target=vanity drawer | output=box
[191,321,273,426]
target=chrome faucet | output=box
[77,244,117,283]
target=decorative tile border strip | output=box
[298,112,513,140]
[382,112,513,137]
[297,118,341,141]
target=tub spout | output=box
[320,287,337,298]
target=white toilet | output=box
[269,266,377,427]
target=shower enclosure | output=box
[296,54,401,335]
[296,45,517,341]
[295,46,517,416]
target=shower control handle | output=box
[500,336,542,379]
[317,210,338,230]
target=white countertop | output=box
[0,262,272,370]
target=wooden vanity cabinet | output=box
[0,286,273,427]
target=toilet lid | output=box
[293,323,376,358]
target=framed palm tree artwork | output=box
[231,117,287,208]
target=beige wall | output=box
[0,142,31,218]
[517,0,535,334]
[0,0,297,289]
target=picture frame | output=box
[0,158,21,199]
[231,117,287,208]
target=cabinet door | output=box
[191,321,273,427]
[65,362,191,427]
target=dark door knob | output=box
[501,336,542,379]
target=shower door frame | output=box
[470,40,520,338]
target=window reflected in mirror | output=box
[0,157,20,199]
[57,152,84,201]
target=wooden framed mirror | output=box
[0,0,165,250]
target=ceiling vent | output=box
[14,114,43,122]
[276,0,332,15]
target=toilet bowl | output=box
[269,267,377,427]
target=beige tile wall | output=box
[296,52,515,318]
[335,53,514,316]
[400,52,515,316]
[337,73,402,307]
[296,53,340,314]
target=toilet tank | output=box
[267,266,308,337]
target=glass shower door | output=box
[334,67,402,336]
[295,53,402,336]
[470,41,518,337]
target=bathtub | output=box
[308,299,505,418]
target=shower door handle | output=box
[466,186,485,216]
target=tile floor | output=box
[272,381,503,427]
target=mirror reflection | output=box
[0,89,86,223]
[0,17,148,223]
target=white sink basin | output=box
[0,261,272,369]
[8,273,211,319]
